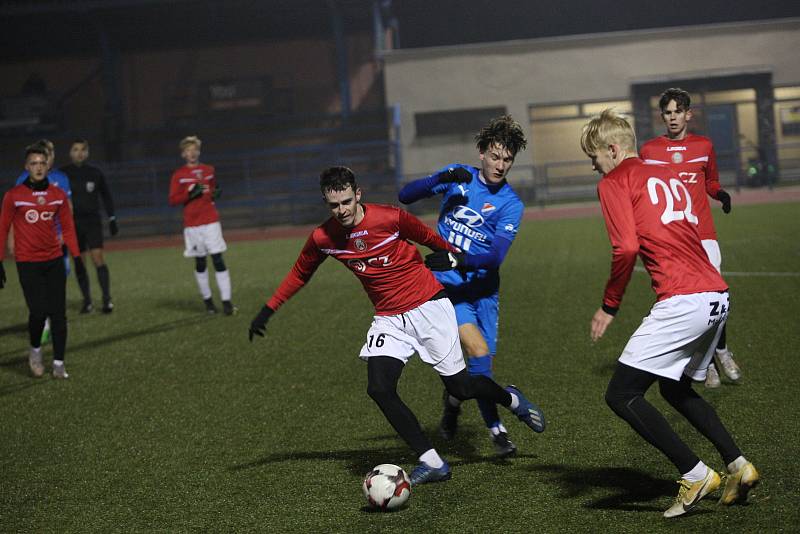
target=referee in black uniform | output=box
[60,138,118,313]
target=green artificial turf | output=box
[1,202,798,532]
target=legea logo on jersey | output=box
[451,206,484,228]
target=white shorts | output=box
[183,222,227,258]
[359,298,467,377]
[702,239,722,273]
[618,291,729,381]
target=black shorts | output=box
[75,214,104,251]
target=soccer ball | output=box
[362,464,411,510]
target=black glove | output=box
[188,183,204,200]
[0,261,5,289]
[249,305,275,341]
[438,167,472,184]
[425,250,466,271]
[718,190,731,214]
[108,216,119,236]
[212,187,222,200]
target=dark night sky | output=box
[393,0,800,48]
[0,0,798,60]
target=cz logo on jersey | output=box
[347,256,391,272]
[25,209,55,223]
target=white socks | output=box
[489,423,507,436]
[727,456,748,473]
[682,461,709,482]
[419,449,444,469]
[196,269,232,301]
[215,270,232,301]
[194,270,212,300]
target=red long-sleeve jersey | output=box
[168,163,220,228]
[267,203,455,315]
[639,134,722,240]
[598,158,726,310]
[0,180,79,262]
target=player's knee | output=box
[659,375,696,406]
[367,381,398,406]
[195,257,207,273]
[604,383,633,415]
[74,257,87,276]
[211,253,226,272]
[442,371,473,401]
[49,314,67,332]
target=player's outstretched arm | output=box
[249,233,327,342]
[248,305,274,341]
[397,208,453,251]
[398,166,471,204]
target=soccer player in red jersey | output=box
[0,145,80,379]
[248,166,545,485]
[168,136,236,315]
[583,110,758,517]
[640,88,740,388]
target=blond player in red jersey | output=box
[640,88,740,388]
[0,145,80,378]
[168,136,236,315]
[247,166,545,486]
[583,110,758,517]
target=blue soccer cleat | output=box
[506,385,546,433]
[409,460,451,486]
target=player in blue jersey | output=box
[14,140,72,345]
[398,115,545,457]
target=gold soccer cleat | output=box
[663,468,721,518]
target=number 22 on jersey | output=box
[647,177,698,225]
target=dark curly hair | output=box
[475,115,528,157]
[320,166,358,194]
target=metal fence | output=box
[93,139,402,237]
[5,139,798,238]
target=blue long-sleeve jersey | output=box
[399,163,523,295]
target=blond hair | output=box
[580,109,636,156]
[179,135,202,150]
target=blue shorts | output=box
[450,292,499,356]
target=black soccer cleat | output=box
[222,301,238,316]
[79,301,93,314]
[439,390,461,440]
[492,432,517,458]
[204,298,218,314]
[101,299,114,314]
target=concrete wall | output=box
[383,18,800,177]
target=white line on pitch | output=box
[633,266,800,277]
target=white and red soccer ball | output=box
[362,464,411,510]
